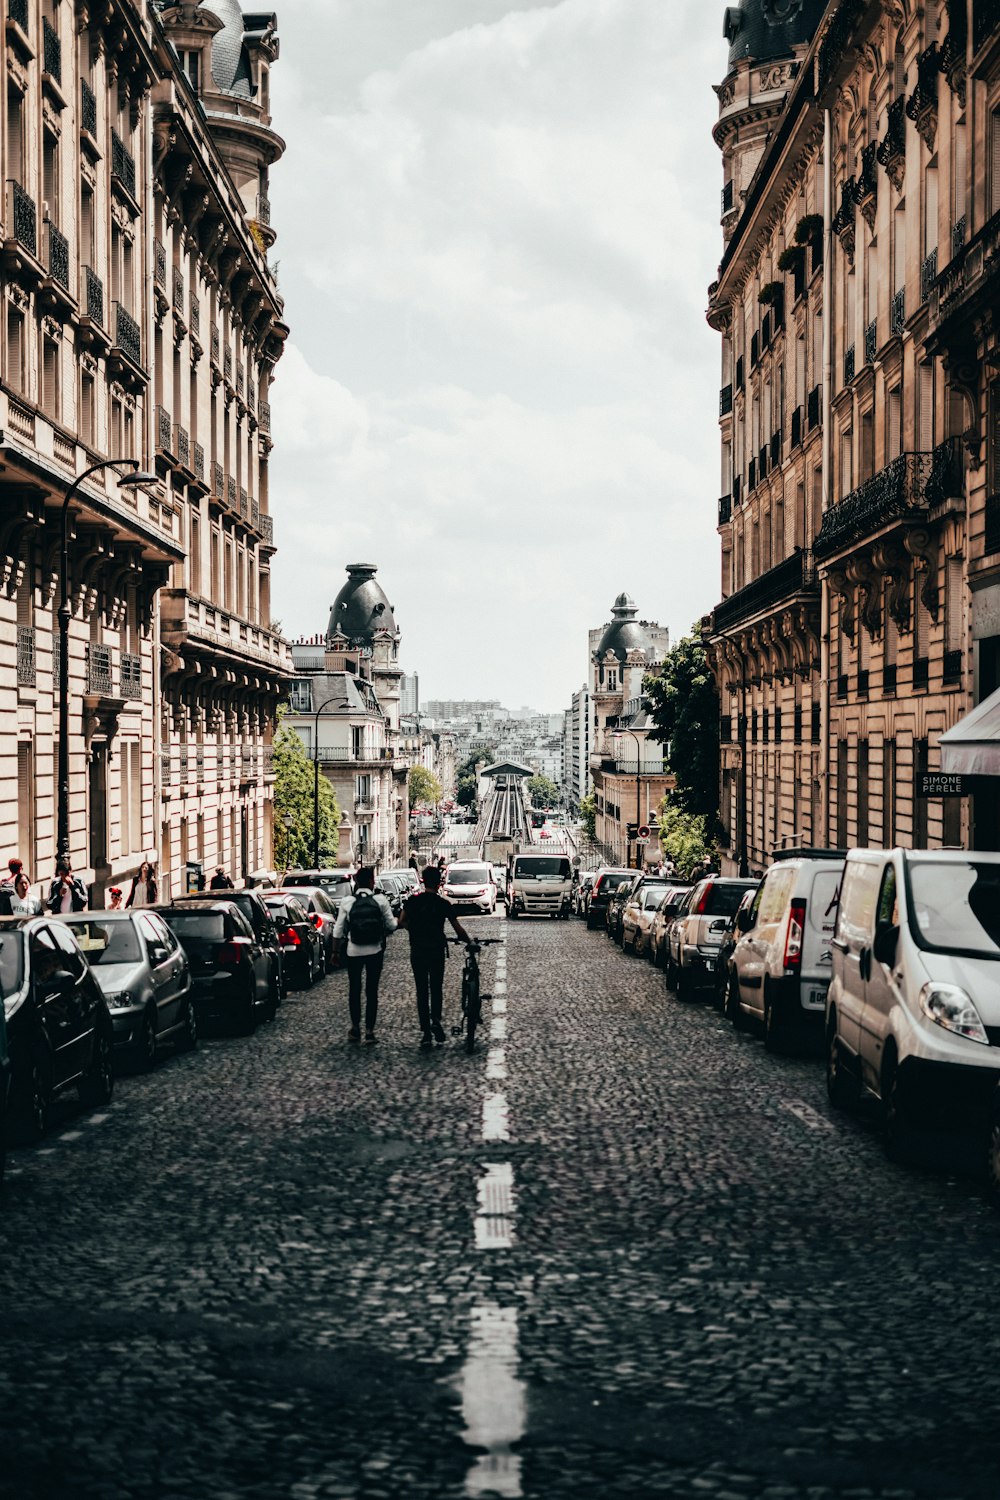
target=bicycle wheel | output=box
[464,966,481,1054]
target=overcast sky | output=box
[268,0,724,709]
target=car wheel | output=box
[825,1016,856,1110]
[15,1052,51,1143]
[725,971,746,1030]
[585,913,595,929]
[137,1007,158,1072]
[676,965,694,1002]
[665,953,678,990]
[508,906,518,919]
[882,1048,916,1163]
[267,971,280,1023]
[235,981,258,1037]
[176,996,198,1053]
[763,983,786,1054]
[79,1027,114,1107]
[986,1115,1000,1210]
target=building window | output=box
[944,556,963,660]
[179,49,201,95]
[81,372,95,447]
[857,739,869,846]
[992,109,1000,218]
[913,738,929,848]
[18,741,35,870]
[42,337,60,421]
[43,129,60,221]
[6,86,24,182]
[111,398,124,455]
[121,741,142,854]
[882,739,896,847]
[887,387,902,460]
[917,363,934,453]
[6,305,25,393]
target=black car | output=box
[157,903,276,1033]
[585,868,634,931]
[712,890,756,1008]
[263,893,323,988]
[0,915,115,1140]
[606,875,642,944]
[167,889,284,1004]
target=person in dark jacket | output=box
[399,866,470,1049]
[210,867,234,890]
[47,858,88,914]
[126,861,157,908]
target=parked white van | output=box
[826,848,1000,1158]
[507,853,573,919]
[725,850,845,1050]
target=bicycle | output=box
[448,938,501,1053]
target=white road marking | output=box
[486,1049,507,1081]
[86,1114,111,1126]
[782,1100,836,1133]
[459,1302,526,1497]
[482,1092,510,1142]
[490,1017,507,1041]
[492,995,507,1015]
[59,1130,84,1142]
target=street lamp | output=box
[611,728,643,870]
[57,460,157,863]
[312,695,347,867]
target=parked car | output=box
[647,885,693,968]
[60,911,196,1069]
[166,889,284,1007]
[157,902,276,1034]
[622,884,672,956]
[283,869,354,902]
[268,886,339,971]
[713,890,756,1005]
[442,862,498,915]
[262,893,324,989]
[375,873,408,918]
[666,876,759,999]
[585,868,634,930]
[725,851,845,1049]
[826,848,1000,1159]
[605,875,638,944]
[1,915,115,1140]
[0,956,10,1185]
[382,867,420,894]
[572,871,595,917]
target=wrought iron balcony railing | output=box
[240,486,249,519]
[86,642,114,696]
[865,318,878,364]
[7,0,28,32]
[257,195,271,226]
[173,264,184,313]
[844,343,855,385]
[190,296,200,336]
[156,404,172,452]
[83,265,103,324]
[224,348,233,382]
[936,208,1000,327]
[153,239,166,288]
[17,624,35,687]
[891,288,906,336]
[718,494,732,525]
[236,364,245,398]
[80,77,97,136]
[174,424,190,470]
[790,405,803,448]
[227,476,237,508]
[712,550,815,634]
[260,514,274,546]
[211,326,220,364]
[47,222,69,288]
[719,383,733,417]
[112,302,141,366]
[735,355,744,389]
[816,0,866,95]
[952,216,967,259]
[813,451,937,560]
[974,0,999,53]
[212,460,224,497]
[921,249,938,303]
[193,441,205,484]
[721,179,734,216]
[120,651,142,701]
[807,385,821,430]
[259,400,271,434]
[42,16,61,81]
[8,180,37,257]
[111,130,136,197]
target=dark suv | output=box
[165,890,285,1005]
[585,868,634,931]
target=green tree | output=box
[454,746,495,811]
[656,798,716,879]
[456,774,478,809]
[579,793,597,841]
[408,764,443,808]
[644,628,720,823]
[272,717,340,872]
[526,773,559,808]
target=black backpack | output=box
[348,890,385,945]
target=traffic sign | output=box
[636,837,649,848]
[626,822,638,838]
[637,825,651,839]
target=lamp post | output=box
[57,460,157,863]
[612,728,643,869]
[312,696,346,867]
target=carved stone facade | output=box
[0,1,290,902]
[706,0,1000,870]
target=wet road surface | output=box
[2,911,1000,1499]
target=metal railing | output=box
[718,494,732,525]
[807,385,821,430]
[974,0,998,53]
[7,0,28,31]
[224,348,233,382]
[212,460,224,497]
[891,288,906,336]
[153,239,166,288]
[921,249,938,303]
[42,16,61,82]
[190,296,200,336]
[791,406,803,448]
[256,194,271,226]
[712,550,815,634]
[80,78,97,136]
[936,209,1000,324]
[211,327,220,365]
[193,442,205,484]
[8,180,37,256]
[240,486,249,519]
[865,318,878,364]
[227,476,237,508]
[86,643,114,696]
[83,265,103,324]
[813,451,937,560]
[719,383,733,417]
[721,180,734,215]
[259,400,271,434]
[173,264,184,313]
[156,404,172,452]
[113,302,141,365]
[111,129,136,198]
[260,514,274,546]
[952,216,967,259]
[120,651,142,701]
[47,222,69,288]
[174,424,190,469]
[816,0,866,96]
[17,624,35,687]
[844,343,855,385]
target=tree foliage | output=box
[644,628,720,823]
[526,773,560,808]
[408,765,442,808]
[656,798,716,879]
[454,745,495,810]
[272,717,340,872]
[579,794,597,841]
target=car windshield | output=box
[0,930,25,995]
[703,882,757,916]
[514,858,572,878]
[161,912,226,943]
[66,919,142,965]
[907,860,1000,959]
[448,868,489,885]
[598,873,632,893]
[642,888,664,909]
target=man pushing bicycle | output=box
[398,864,471,1049]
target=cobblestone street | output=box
[2,913,1000,1500]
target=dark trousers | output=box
[410,946,446,1035]
[346,952,384,1032]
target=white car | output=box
[442,862,497,915]
[622,885,673,956]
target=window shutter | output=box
[17,741,34,865]
[945,557,963,653]
[884,581,898,665]
[992,112,1000,217]
[955,123,967,222]
[130,743,142,853]
[915,588,930,658]
[918,364,934,452]
[888,389,902,459]
[924,168,938,256]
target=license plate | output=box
[807,987,827,1008]
[704,959,715,972]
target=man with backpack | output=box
[398,865,471,1049]
[331,867,396,1044]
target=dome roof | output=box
[723,0,825,70]
[326,564,397,644]
[595,593,649,664]
[199,0,254,100]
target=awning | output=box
[939,685,1000,776]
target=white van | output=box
[725,851,845,1049]
[826,848,1000,1158]
[508,853,573,919]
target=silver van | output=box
[827,848,1000,1158]
[725,851,844,1050]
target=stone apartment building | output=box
[705,0,1000,872]
[588,592,671,866]
[0,0,290,900]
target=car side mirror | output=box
[736,907,753,933]
[873,924,899,966]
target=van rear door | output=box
[801,864,844,1003]
[832,855,882,1066]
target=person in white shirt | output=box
[332,867,396,1044]
[2,872,41,916]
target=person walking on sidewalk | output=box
[47,857,88,914]
[399,865,471,1049]
[332,866,396,1044]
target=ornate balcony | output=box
[174,424,190,471]
[844,344,855,386]
[112,302,142,368]
[86,643,114,697]
[82,265,104,326]
[718,494,732,526]
[193,442,205,485]
[260,514,274,547]
[173,265,184,314]
[17,624,35,687]
[790,406,803,449]
[930,209,1000,353]
[190,296,200,337]
[212,460,224,497]
[224,348,233,383]
[42,16,60,82]
[120,651,142,701]
[154,239,166,289]
[7,0,28,32]
[47,222,69,288]
[259,400,271,434]
[111,130,136,199]
[865,318,878,364]
[921,249,938,303]
[7,180,37,258]
[211,327,220,365]
[227,476,237,509]
[712,550,817,635]
[155,405,173,454]
[807,385,820,431]
[813,451,938,561]
[80,78,97,138]
[890,288,906,336]
[239,486,249,519]
[816,0,866,96]
[719,383,733,417]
